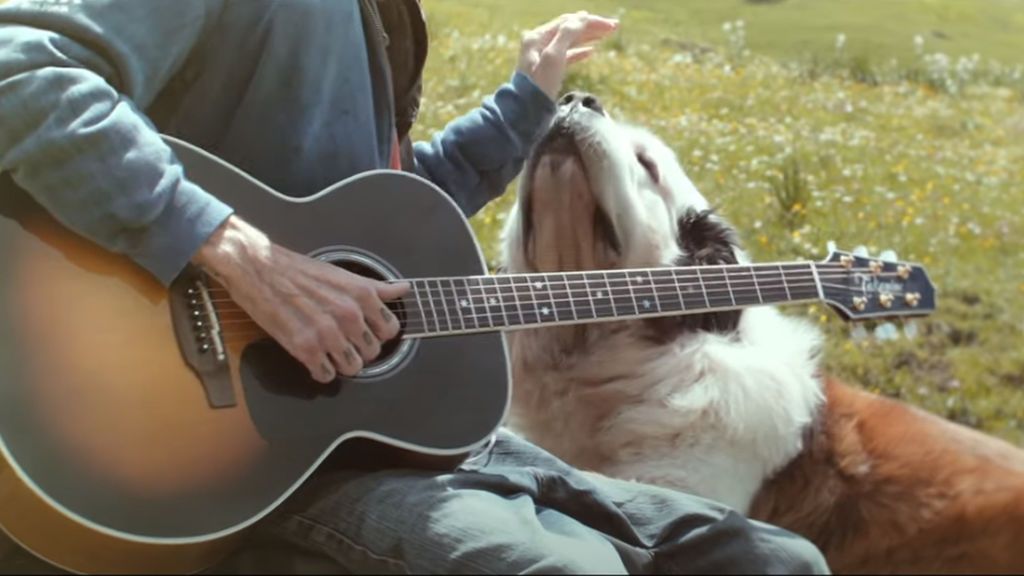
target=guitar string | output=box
[201,269,907,309]
[217,288,924,340]
[211,281,920,338]
[203,279,909,324]
[197,266,917,331]
[201,264,904,296]
[207,277,891,320]
[207,278,912,321]
[204,272,908,317]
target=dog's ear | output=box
[644,208,742,343]
[674,208,741,266]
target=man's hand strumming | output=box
[193,216,410,384]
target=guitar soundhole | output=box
[313,247,418,379]
[334,259,408,369]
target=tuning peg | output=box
[853,245,869,257]
[879,292,895,308]
[904,292,921,307]
[897,264,912,279]
[879,249,898,262]
[873,322,899,341]
[826,240,838,253]
[852,296,868,311]
[850,323,869,341]
[902,319,919,340]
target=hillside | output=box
[412,0,1024,443]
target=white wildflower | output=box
[670,53,693,65]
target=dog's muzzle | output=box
[533,91,606,159]
[520,91,621,264]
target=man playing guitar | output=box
[0,1,828,573]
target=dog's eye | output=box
[636,151,660,184]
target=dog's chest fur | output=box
[507,305,824,513]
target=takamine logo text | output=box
[853,273,902,295]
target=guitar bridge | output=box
[188,278,227,363]
[169,265,236,408]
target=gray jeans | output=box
[0,430,828,575]
[213,429,829,575]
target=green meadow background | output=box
[412,0,1024,443]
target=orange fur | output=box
[750,378,1024,574]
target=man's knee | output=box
[429,491,627,574]
[779,535,830,574]
[475,544,625,574]
[738,518,830,575]
[668,508,829,574]
[494,531,626,574]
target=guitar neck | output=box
[401,262,827,338]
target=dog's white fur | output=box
[501,106,824,513]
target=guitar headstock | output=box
[820,246,937,321]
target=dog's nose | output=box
[559,91,604,115]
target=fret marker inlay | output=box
[541,306,551,316]
[643,300,652,309]
[488,297,498,305]
[597,291,605,298]
[534,281,544,290]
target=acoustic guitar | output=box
[0,136,936,574]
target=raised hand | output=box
[516,11,619,101]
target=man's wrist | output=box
[501,71,558,148]
[191,215,271,284]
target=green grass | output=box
[422,0,1024,64]
[412,0,1024,444]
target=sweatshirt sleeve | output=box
[0,0,232,286]
[412,71,555,217]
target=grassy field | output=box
[422,0,1024,63]
[412,1,1024,443]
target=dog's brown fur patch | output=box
[750,378,1024,574]
[525,154,621,275]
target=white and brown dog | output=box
[501,91,1024,574]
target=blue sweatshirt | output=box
[0,0,555,285]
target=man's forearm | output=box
[412,71,556,217]
[0,1,230,285]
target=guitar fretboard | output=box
[400,262,824,337]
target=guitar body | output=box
[0,138,510,573]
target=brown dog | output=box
[501,92,1024,574]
